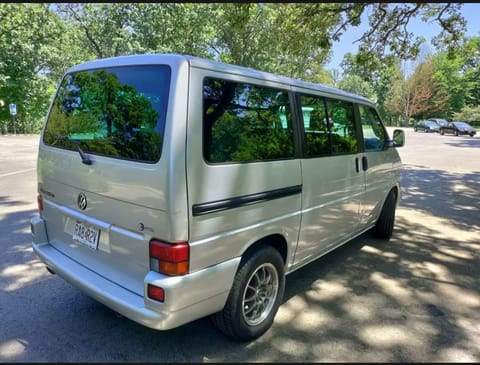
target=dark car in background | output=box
[413,120,440,133]
[428,118,449,128]
[440,121,477,137]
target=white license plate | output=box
[73,221,100,250]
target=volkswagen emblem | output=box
[77,193,87,210]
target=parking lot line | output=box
[0,168,35,178]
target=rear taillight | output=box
[149,240,189,276]
[37,194,43,214]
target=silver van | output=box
[31,54,405,341]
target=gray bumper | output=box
[30,215,241,330]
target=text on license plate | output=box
[73,221,100,250]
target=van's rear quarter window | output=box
[43,65,171,163]
[203,77,295,163]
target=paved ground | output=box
[0,129,479,362]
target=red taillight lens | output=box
[37,194,43,213]
[149,240,189,276]
[147,284,165,302]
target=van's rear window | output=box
[43,65,170,163]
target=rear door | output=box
[38,56,190,295]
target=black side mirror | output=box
[391,129,405,147]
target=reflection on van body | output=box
[31,54,404,341]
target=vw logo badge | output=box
[77,193,87,210]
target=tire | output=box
[455,130,459,136]
[414,127,417,132]
[211,245,285,341]
[440,130,444,135]
[373,190,397,239]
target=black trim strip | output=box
[192,185,302,216]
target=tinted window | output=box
[300,95,329,156]
[43,66,171,163]
[358,104,386,151]
[203,78,294,163]
[325,99,357,154]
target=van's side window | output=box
[325,99,358,154]
[299,95,329,156]
[358,104,386,151]
[203,78,294,163]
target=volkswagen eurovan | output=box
[31,54,405,341]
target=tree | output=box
[124,3,215,58]
[409,58,449,119]
[55,3,141,59]
[55,3,217,59]
[211,3,332,79]
[384,62,413,126]
[0,3,470,134]
[337,74,376,101]
[0,4,65,133]
[43,3,473,82]
[351,3,466,68]
[458,36,480,107]
[453,105,480,123]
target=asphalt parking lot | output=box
[0,129,479,362]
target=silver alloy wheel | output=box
[241,262,279,326]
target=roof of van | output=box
[67,53,373,104]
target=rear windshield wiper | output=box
[50,133,93,165]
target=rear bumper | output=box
[30,215,240,330]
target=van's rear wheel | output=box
[211,246,285,341]
[373,190,397,239]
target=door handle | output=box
[355,157,360,173]
[362,156,368,171]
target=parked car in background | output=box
[413,120,440,133]
[428,118,449,128]
[440,121,477,137]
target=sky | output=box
[325,3,480,72]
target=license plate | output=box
[73,221,100,250]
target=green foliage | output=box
[0,3,474,134]
[453,105,480,123]
[337,74,376,101]
[460,37,480,107]
[0,3,65,133]
[383,62,412,126]
[55,3,138,59]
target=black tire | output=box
[211,245,285,341]
[455,130,459,136]
[373,190,397,239]
[414,127,417,132]
[440,130,444,135]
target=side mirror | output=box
[390,129,405,147]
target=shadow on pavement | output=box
[1,166,479,362]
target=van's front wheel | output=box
[373,190,397,239]
[211,246,285,341]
